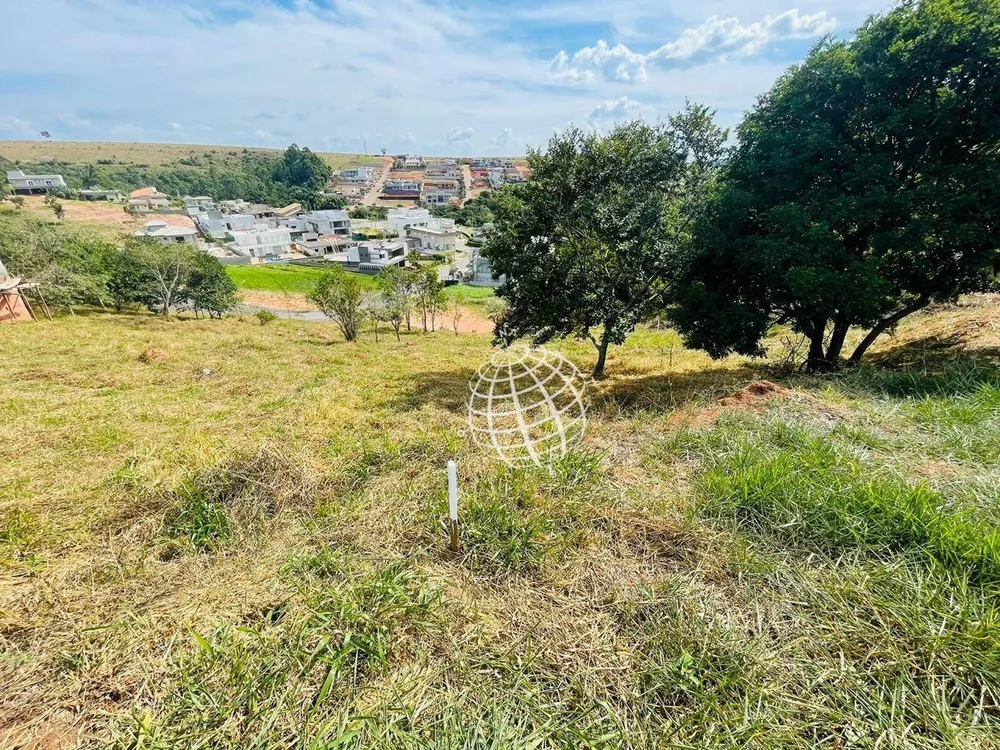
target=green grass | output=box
[227,263,495,304]
[2,301,1000,747]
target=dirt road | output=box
[360,157,394,206]
[460,164,473,205]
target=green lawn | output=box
[227,263,496,303]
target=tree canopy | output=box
[669,0,1000,370]
[482,111,725,377]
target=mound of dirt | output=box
[716,380,790,407]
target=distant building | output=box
[226,227,293,259]
[219,199,251,213]
[387,207,432,235]
[348,240,407,272]
[78,187,122,201]
[135,220,197,245]
[393,155,425,169]
[422,190,456,206]
[339,167,377,185]
[128,187,171,212]
[469,245,503,286]
[408,218,458,252]
[197,210,257,236]
[275,203,302,218]
[382,180,421,198]
[183,196,215,214]
[296,233,355,257]
[301,209,351,236]
[6,170,66,195]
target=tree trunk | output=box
[849,296,930,365]
[824,317,850,364]
[805,330,827,372]
[394,323,401,342]
[592,329,612,379]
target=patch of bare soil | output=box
[717,380,790,407]
[242,290,316,312]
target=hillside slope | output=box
[1,299,999,748]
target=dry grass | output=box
[1,300,999,748]
[0,140,383,172]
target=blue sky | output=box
[0,0,890,156]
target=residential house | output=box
[275,203,303,218]
[296,233,355,257]
[128,187,171,212]
[197,210,257,236]
[387,207,431,236]
[469,245,503,286]
[135,220,197,245]
[422,190,456,206]
[183,196,215,214]
[302,209,351,236]
[339,167,377,185]
[393,155,425,169]
[219,199,251,213]
[347,240,407,272]
[382,180,421,198]
[408,218,458,252]
[6,170,66,195]
[78,187,122,201]
[226,227,293,259]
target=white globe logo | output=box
[467,346,588,469]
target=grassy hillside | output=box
[2,298,999,747]
[0,140,380,172]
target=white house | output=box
[78,187,122,201]
[383,180,421,197]
[469,245,503,286]
[197,210,257,236]
[296,233,355,257]
[302,209,351,236]
[408,218,457,252]
[339,167,377,185]
[226,227,293,259]
[183,196,215,215]
[6,170,66,195]
[135,220,197,245]
[387,207,431,236]
[348,241,407,272]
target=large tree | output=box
[482,113,722,377]
[308,267,365,341]
[670,0,1000,371]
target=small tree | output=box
[12,196,25,210]
[186,254,239,318]
[308,266,364,341]
[482,118,716,377]
[377,266,411,341]
[450,298,463,336]
[50,200,65,220]
[413,267,444,332]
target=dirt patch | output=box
[716,380,790,407]
[242,290,316,312]
[22,196,195,236]
[668,380,795,429]
[138,347,167,364]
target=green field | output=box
[227,263,496,303]
[3,296,1000,747]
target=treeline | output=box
[2,144,339,210]
[0,211,238,317]
[483,0,1000,376]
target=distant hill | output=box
[0,140,380,172]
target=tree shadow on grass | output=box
[391,366,479,413]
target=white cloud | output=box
[586,96,648,123]
[168,122,183,131]
[551,9,836,83]
[57,111,94,129]
[492,128,517,146]
[446,127,474,144]
[252,129,273,140]
[397,132,418,145]
[0,114,34,137]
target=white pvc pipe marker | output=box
[447,460,459,552]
